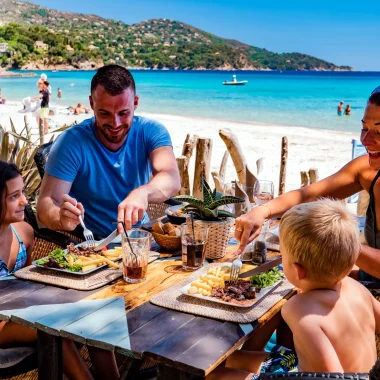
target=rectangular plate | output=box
[32,241,122,276]
[179,263,283,308]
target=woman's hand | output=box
[234,205,269,254]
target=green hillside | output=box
[0,0,353,71]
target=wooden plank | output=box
[60,297,126,344]
[0,282,45,305]
[0,285,65,311]
[147,316,221,367]
[35,298,118,336]
[171,322,246,376]
[87,302,166,350]
[116,310,195,359]
[0,280,36,301]
[5,287,99,326]
[38,330,62,380]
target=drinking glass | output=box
[253,180,274,205]
[180,222,208,271]
[122,229,151,283]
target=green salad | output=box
[250,267,284,289]
[36,249,83,272]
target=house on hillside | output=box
[0,43,8,54]
[88,45,99,51]
[35,41,48,50]
[66,45,74,52]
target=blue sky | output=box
[30,0,380,71]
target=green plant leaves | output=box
[208,195,244,210]
[217,210,237,218]
[202,177,213,206]
[172,195,204,207]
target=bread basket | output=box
[152,232,181,251]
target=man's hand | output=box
[234,206,269,254]
[117,188,148,232]
[59,194,84,231]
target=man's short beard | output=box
[95,120,130,144]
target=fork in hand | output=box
[230,254,242,284]
[74,200,95,247]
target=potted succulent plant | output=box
[172,177,244,259]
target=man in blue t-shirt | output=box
[37,65,180,238]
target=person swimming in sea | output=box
[337,101,344,116]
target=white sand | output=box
[0,100,360,194]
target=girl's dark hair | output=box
[91,64,136,95]
[369,92,380,106]
[0,161,22,226]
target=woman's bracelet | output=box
[258,203,272,218]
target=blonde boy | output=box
[208,199,380,380]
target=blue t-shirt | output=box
[46,115,172,238]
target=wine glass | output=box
[253,180,274,205]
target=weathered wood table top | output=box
[0,243,292,380]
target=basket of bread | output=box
[151,221,181,251]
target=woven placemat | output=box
[150,263,293,323]
[14,252,160,291]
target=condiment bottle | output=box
[251,219,269,265]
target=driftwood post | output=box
[211,171,223,193]
[218,151,229,184]
[308,168,319,184]
[176,134,198,195]
[279,136,288,195]
[245,165,257,203]
[39,118,45,145]
[182,134,198,159]
[219,128,247,186]
[300,171,309,188]
[176,156,190,195]
[193,138,213,198]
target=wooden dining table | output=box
[0,242,293,380]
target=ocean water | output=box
[1,70,380,132]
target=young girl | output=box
[0,161,35,346]
[0,161,119,379]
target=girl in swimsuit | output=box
[0,162,118,379]
[234,86,380,281]
[0,161,35,346]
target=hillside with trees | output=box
[0,0,353,71]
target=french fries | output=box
[188,265,231,296]
[75,248,122,272]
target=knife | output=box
[238,257,282,278]
[94,229,119,252]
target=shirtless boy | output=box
[207,199,380,379]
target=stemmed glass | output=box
[253,180,274,205]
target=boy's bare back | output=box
[282,277,379,372]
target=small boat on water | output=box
[223,74,248,86]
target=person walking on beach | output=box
[57,88,62,100]
[337,101,344,116]
[31,81,50,135]
[345,104,351,115]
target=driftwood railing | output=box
[176,128,289,198]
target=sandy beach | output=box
[0,100,360,194]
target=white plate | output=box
[179,264,283,308]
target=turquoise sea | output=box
[1,70,380,132]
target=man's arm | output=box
[37,174,83,231]
[117,146,180,230]
[282,299,343,372]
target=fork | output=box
[74,200,95,247]
[230,254,242,284]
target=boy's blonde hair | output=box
[280,198,360,282]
